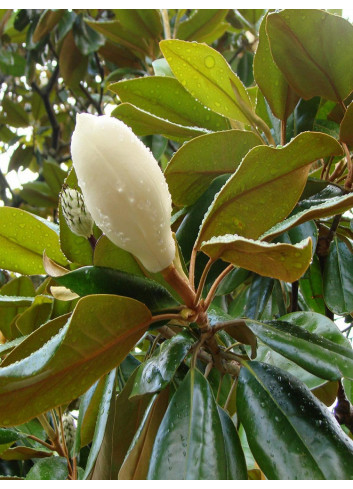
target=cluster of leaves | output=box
[0,8,353,480]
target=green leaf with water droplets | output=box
[266,9,353,102]
[109,76,229,132]
[237,361,353,479]
[165,129,262,207]
[323,238,353,315]
[130,331,195,399]
[201,235,312,282]
[0,295,151,426]
[147,368,228,480]
[160,39,253,124]
[0,207,68,274]
[112,103,208,142]
[246,317,353,381]
[26,457,68,480]
[254,14,299,120]
[196,132,342,247]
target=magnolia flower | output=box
[71,113,175,273]
[60,186,94,238]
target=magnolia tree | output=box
[0,8,353,481]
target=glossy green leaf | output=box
[217,406,247,480]
[54,266,178,313]
[196,132,342,247]
[147,368,228,480]
[8,145,33,172]
[165,130,262,207]
[237,361,353,479]
[93,235,143,276]
[0,427,23,445]
[176,175,229,262]
[208,304,257,358]
[0,207,68,274]
[83,369,116,479]
[324,238,353,315]
[299,256,326,314]
[339,101,353,146]
[0,276,35,340]
[119,389,169,480]
[19,181,57,208]
[26,457,68,480]
[261,193,353,241]
[131,331,195,398]
[266,10,353,102]
[0,445,51,460]
[0,295,151,426]
[254,14,299,120]
[110,77,229,132]
[215,267,250,296]
[112,103,207,142]
[91,370,152,480]
[176,10,229,43]
[246,317,353,381]
[244,275,275,321]
[74,373,111,453]
[160,39,253,124]
[16,295,53,336]
[201,235,312,282]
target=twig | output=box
[79,82,102,115]
[189,248,197,291]
[194,258,214,304]
[224,377,237,412]
[290,281,299,312]
[27,434,55,451]
[204,264,234,309]
[160,9,171,39]
[342,142,353,190]
[31,66,60,150]
[94,52,104,115]
[280,119,287,146]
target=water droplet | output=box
[204,55,215,68]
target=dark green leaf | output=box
[339,101,353,146]
[217,406,247,480]
[237,361,353,479]
[73,15,105,55]
[147,369,228,479]
[83,369,116,479]
[54,266,178,313]
[246,317,353,381]
[176,10,229,43]
[26,457,68,480]
[131,331,195,398]
[323,238,353,315]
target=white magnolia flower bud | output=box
[60,186,94,238]
[71,113,175,273]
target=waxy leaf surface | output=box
[237,361,353,479]
[0,295,151,426]
[160,39,253,124]
[0,207,68,274]
[254,14,299,120]
[112,103,207,141]
[165,130,261,207]
[131,331,194,398]
[339,101,353,146]
[266,9,353,102]
[246,318,353,381]
[201,235,312,282]
[147,368,228,479]
[110,76,229,132]
[54,266,178,313]
[196,132,342,246]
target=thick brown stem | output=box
[162,263,196,309]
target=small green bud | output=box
[59,413,76,455]
[60,186,94,238]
